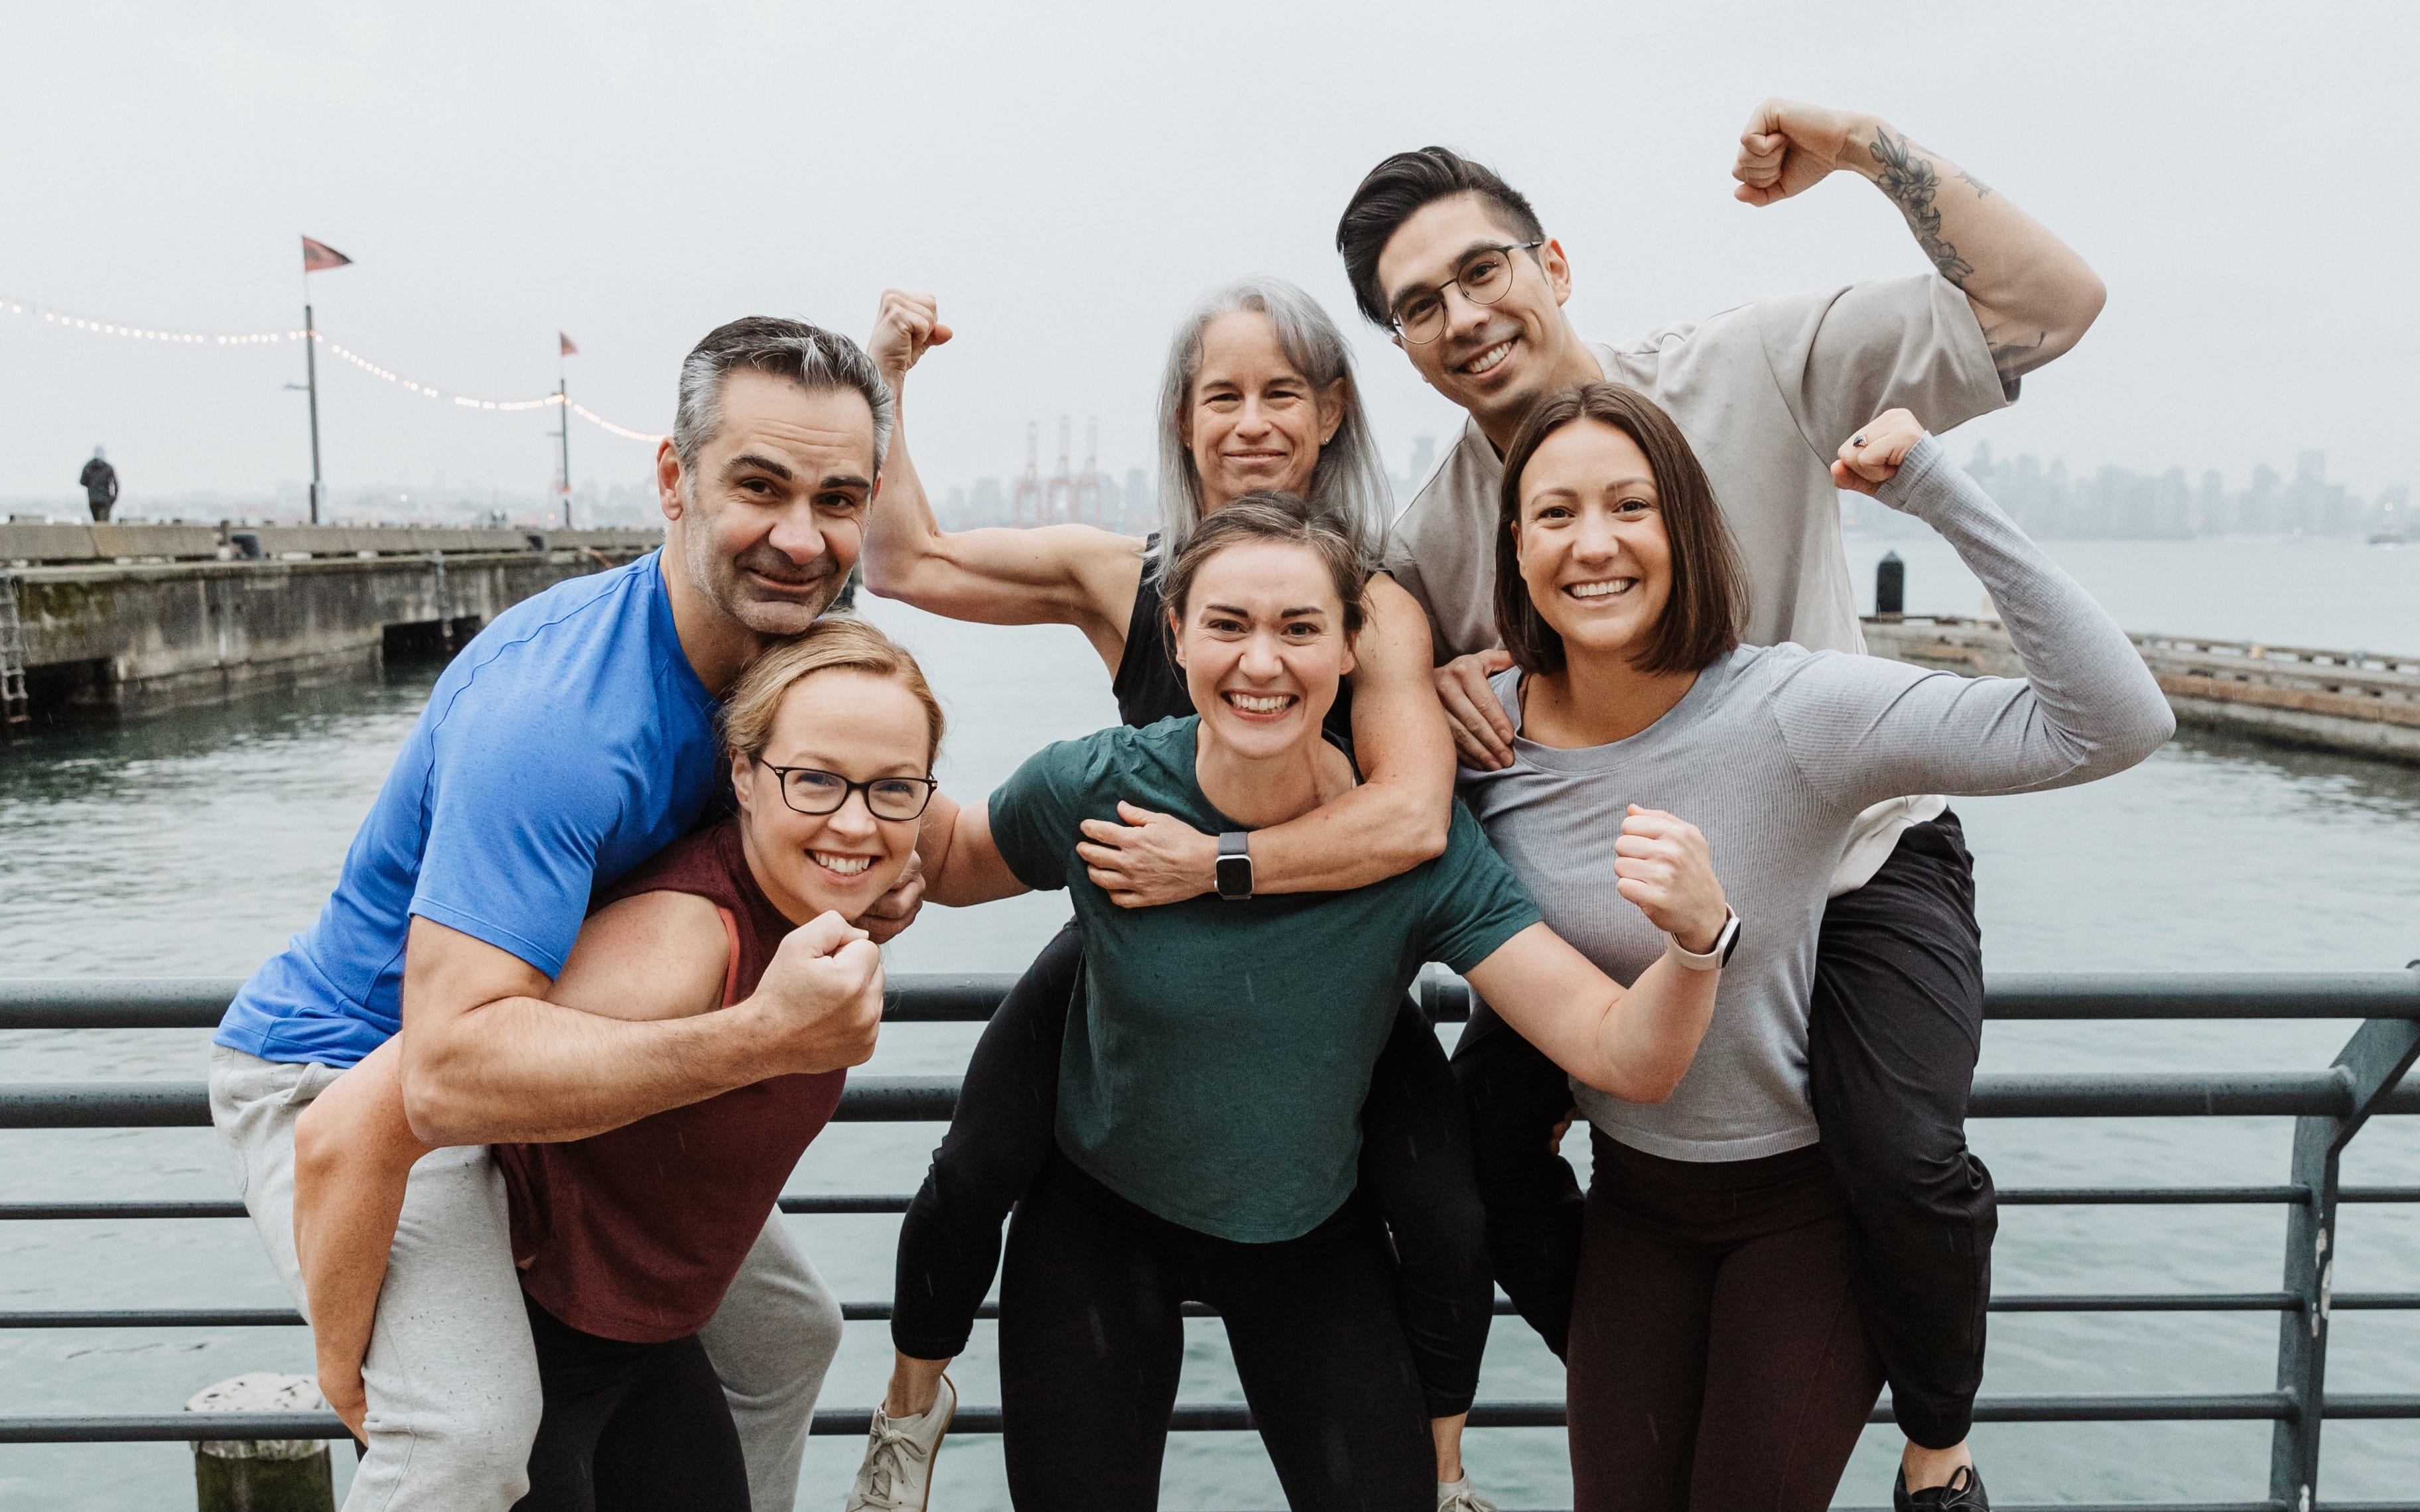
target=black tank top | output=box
[1110,537,1355,738]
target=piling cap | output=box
[184,1371,328,1460]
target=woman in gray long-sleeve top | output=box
[1455,384,2173,1512]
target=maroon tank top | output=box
[494,818,846,1342]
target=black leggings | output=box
[1000,1154,1433,1512]
[512,1294,750,1512]
[1455,810,1992,1448]
[894,920,1492,1418]
[1566,1137,1885,1512]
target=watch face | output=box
[1216,853,1251,899]
[1716,916,1741,966]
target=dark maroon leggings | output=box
[1567,1135,1885,1512]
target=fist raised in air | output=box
[868,289,953,388]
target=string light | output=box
[1,295,299,344]
[3,292,667,442]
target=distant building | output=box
[1950,441,2397,541]
[1124,468,1150,532]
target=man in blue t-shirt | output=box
[210,316,919,1512]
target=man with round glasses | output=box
[209,317,920,1511]
[1337,99,2108,1512]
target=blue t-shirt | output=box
[214,552,723,1068]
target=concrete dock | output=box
[0,522,661,723]
[1863,615,2420,765]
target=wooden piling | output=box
[186,1373,334,1512]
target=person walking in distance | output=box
[80,446,117,523]
[1333,99,2110,1509]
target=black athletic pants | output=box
[894,920,1493,1418]
[513,1293,752,1512]
[999,1153,1433,1512]
[1566,1137,1885,1512]
[1456,811,1992,1450]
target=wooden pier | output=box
[1863,616,2420,765]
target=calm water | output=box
[1,541,2417,1510]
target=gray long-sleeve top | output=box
[1457,434,2175,1161]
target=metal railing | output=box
[1,971,2416,1512]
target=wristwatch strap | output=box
[1664,909,1741,972]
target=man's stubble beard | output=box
[680,507,844,639]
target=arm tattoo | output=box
[1959,168,1994,200]
[1981,320,2050,387]
[1867,127,1975,286]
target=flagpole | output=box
[304,298,324,526]
[557,368,572,531]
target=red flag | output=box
[301,236,354,273]
[559,332,579,357]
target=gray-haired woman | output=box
[848,283,1495,1512]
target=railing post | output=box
[2269,989,2420,1509]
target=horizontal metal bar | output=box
[1999,1185,2307,1204]
[0,1199,253,1220]
[5,970,2417,1032]
[0,1194,926,1220]
[1969,1070,2420,1119]
[1997,1185,2420,1205]
[0,1076,955,1129]
[0,1309,304,1328]
[1989,1293,2299,1312]
[15,1391,2415,1445]
[9,1070,2417,1130]
[1977,972,2420,1021]
[18,1288,2419,1335]
[11,1186,2419,1224]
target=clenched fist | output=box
[750,911,885,1075]
[868,289,952,390]
[1731,98,1878,207]
[1830,408,1926,497]
[1613,805,1727,954]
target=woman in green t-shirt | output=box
[915,490,1740,1512]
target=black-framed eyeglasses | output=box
[1388,241,1545,345]
[755,759,937,821]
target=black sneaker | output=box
[1895,1466,1989,1512]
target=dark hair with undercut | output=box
[1160,490,1373,657]
[1336,147,1546,329]
[1495,383,1747,678]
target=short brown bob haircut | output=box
[1160,489,1373,659]
[1494,383,1748,677]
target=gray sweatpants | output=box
[209,1045,845,1512]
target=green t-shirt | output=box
[986,716,1542,1243]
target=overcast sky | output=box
[3,1,2414,514]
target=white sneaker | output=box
[1438,1476,1499,1512]
[845,1373,957,1512]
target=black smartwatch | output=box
[1215,831,1253,901]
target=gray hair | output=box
[672,316,894,483]
[1153,278,1390,580]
